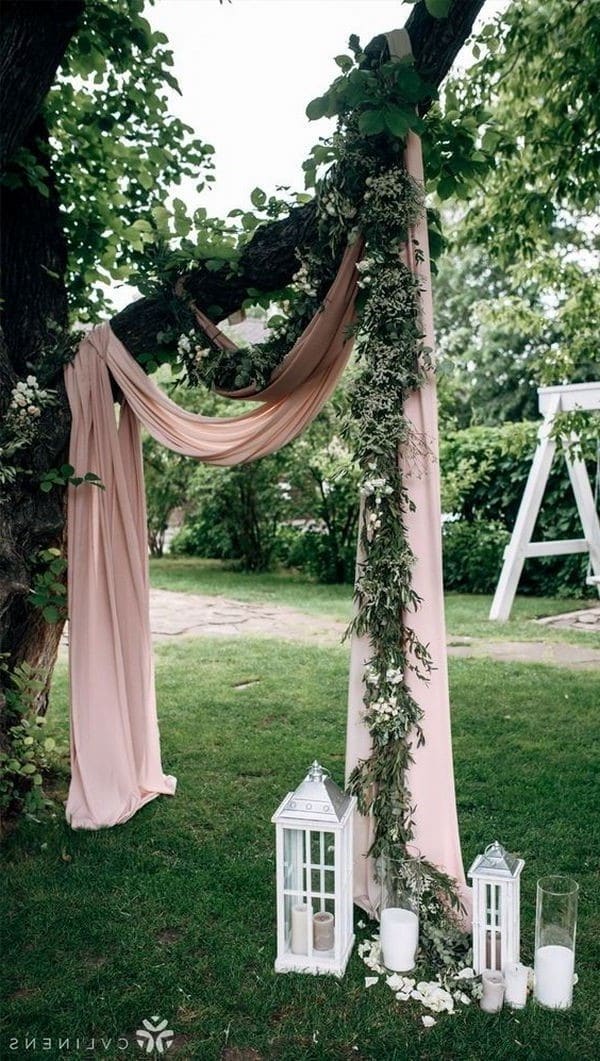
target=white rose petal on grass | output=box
[365,976,379,989]
[386,973,405,991]
[421,1016,436,1028]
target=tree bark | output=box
[0,1,84,171]
[1,4,84,714]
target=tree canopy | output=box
[434,0,600,426]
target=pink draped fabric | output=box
[346,131,470,918]
[64,240,360,828]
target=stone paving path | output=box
[60,591,600,669]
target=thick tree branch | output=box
[0,0,84,173]
[111,0,485,358]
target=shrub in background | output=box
[440,422,596,597]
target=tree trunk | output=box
[0,2,84,714]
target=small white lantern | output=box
[272,761,356,977]
[468,840,524,974]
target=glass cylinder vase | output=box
[379,847,423,973]
[534,876,578,1009]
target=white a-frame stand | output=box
[490,382,600,621]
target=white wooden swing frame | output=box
[489,381,600,621]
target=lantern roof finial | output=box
[468,840,524,879]
[308,760,327,782]
[271,760,354,825]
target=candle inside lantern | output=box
[504,961,528,1009]
[480,970,505,1013]
[534,945,574,1009]
[485,929,502,971]
[291,903,308,955]
[380,908,419,972]
[313,911,335,951]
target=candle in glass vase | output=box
[480,971,505,1013]
[380,908,419,972]
[534,945,574,1008]
[504,962,528,1009]
[534,876,578,1010]
[291,903,308,955]
[313,911,334,951]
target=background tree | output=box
[434,0,600,428]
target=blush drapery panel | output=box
[64,239,360,829]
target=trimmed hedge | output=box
[440,422,597,597]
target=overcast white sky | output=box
[112,0,506,307]
[149,0,505,216]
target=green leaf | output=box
[383,104,412,139]
[425,0,452,17]
[42,606,59,624]
[358,108,386,136]
[250,187,267,210]
[437,174,457,200]
[334,54,353,73]
[306,95,331,121]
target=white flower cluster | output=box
[360,475,392,500]
[359,936,478,1019]
[326,435,350,461]
[292,262,317,298]
[362,169,423,235]
[177,331,212,366]
[362,473,393,539]
[364,664,404,694]
[369,695,400,722]
[355,257,375,289]
[318,185,357,222]
[9,376,48,421]
[366,510,382,534]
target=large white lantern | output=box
[468,840,524,974]
[272,761,356,977]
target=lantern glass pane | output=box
[283,828,306,900]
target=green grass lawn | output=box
[3,638,599,1060]
[150,557,600,648]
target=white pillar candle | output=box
[480,971,505,1013]
[504,962,528,1009]
[380,908,419,972]
[291,903,308,955]
[313,911,335,951]
[534,945,574,1009]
